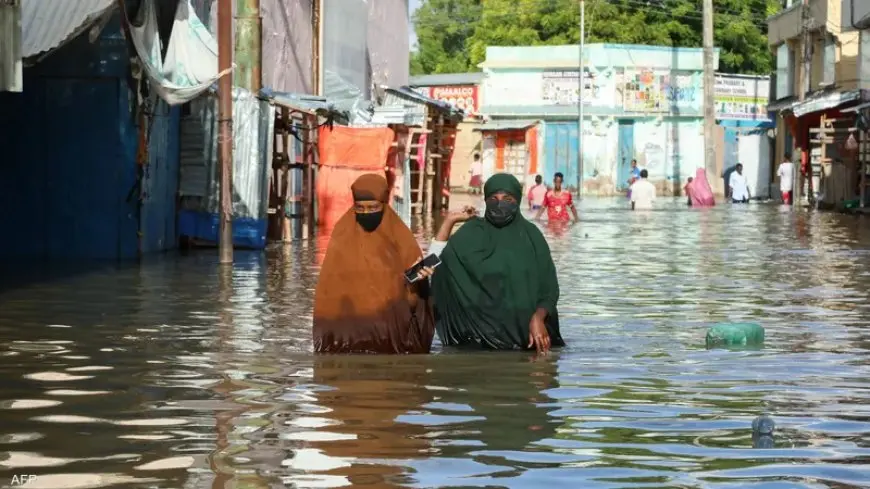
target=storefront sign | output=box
[714,75,771,120]
[425,85,479,114]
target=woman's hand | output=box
[447,205,477,223]
[528,311,551,354]
[407,256,436,283]
[436,206,478,241]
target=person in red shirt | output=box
[535,172,579,223]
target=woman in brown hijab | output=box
[313,173,434,354]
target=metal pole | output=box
[577,0,585,197]
[218,0,234,264]
[235,0,261,91]
[702,0,717,194]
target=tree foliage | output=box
[410,0,781,76]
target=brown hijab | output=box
[313,174,434,354]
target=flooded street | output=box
[3,197,870,488]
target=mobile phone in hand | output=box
[404,254,441,283]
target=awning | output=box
[770,89,868,118]
[22,0,115,59]
[474,119,540,132]
[766,96,797,113]
[792,89,865,117]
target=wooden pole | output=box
[218,0,234,264]
[796,0,811,207]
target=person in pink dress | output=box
[687,168,715,207]
[527,174,548,211]
[535,172,579,223]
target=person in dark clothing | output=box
[424,173,564,353]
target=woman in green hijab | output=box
[424,173,565,353]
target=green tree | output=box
[410,0,482,75]
[411,0,781,75]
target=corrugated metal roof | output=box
[384,86,465,120]
[22,0,115,58]
[370,105,423,126]
[259,87,350,121]
[409,72,485,87]
[474,120,540,132]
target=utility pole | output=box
[235,0,262,90]
[795,0,811,207]
[577,0,585,198]
[702,0,717,193]
[218,0,234,264]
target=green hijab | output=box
[432,173,564,350]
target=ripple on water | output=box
[0,399,62,410]
[1,200,870,488]
[24,372,93,382]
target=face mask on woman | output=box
[355,211,384,232]
[485,198,518,227]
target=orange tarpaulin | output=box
[316,125,395,233]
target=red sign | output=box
[426,85,479,115]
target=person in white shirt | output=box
[777,153,795,205]
[629,169,656,210]
[729,163,750,203]
[468,153,483,194]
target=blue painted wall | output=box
[141,102,182,255]
[0,18,180,260]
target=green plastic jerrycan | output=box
[705,323,765,349]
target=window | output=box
[823,34,836,86]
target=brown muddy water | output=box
[2,198,870,489]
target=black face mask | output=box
[355,211,384,232]
[485,199,518,227]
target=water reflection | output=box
[1,198,870,488]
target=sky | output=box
[409,0,422,51]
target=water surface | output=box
[2,198,870,488]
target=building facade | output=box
[478,44,725,196]
[409,72,484,189]
[767,0,866,206]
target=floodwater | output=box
[3,198,870,489]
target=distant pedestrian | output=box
[687,167,715,207]
[468,153,483,194]
[627,159,641,199]
[729,163,750,203]
[777,153,795,205]
[536,172,579,223]
[630,169,656,210]
[684,177,694,206]
[527,174,547,210]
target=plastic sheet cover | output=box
[128,0,232,105]
[193,0,408,97]
[178,87,275,221]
